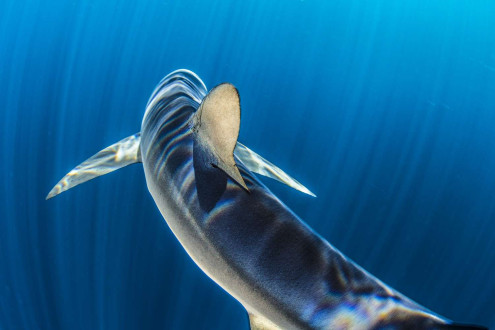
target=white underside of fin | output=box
[46,133,141,199]
[234,142,316,197]
[248,312,282,330]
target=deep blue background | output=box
[1,0,495,329]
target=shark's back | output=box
[138,70,450,329]
[47,70,487,330]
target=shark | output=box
[47,69,486,330]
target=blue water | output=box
[2,0,495,329]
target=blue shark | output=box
[47,70,485,330]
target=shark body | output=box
[48,70,485,330]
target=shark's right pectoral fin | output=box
[234,142,316,197]
[248,312,282,330]
[46,133,141,199]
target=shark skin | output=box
[48,70,486,330]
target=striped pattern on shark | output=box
[47,70,486,330]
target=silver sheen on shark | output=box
[47,70,486,330]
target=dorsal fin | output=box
[191,83,248,191]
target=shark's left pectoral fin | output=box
[248,312,282,330]
[235,142,316,197]
[192,83,248,191]
[46,133,141,199]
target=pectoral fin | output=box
[235,142,316,197]
[46,133,141,199]
[248,312,282,330]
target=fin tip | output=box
[45,189,57,200]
